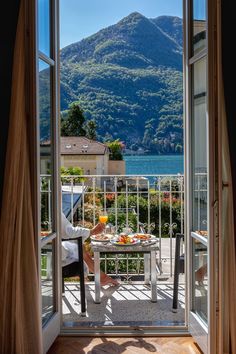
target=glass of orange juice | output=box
[99,210,108,224]
[99,209,108,234]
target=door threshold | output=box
[61,324,190,337]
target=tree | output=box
[61,103,86,136]
[106,140,125,160]
[85,119,97,140]
[175,143,183,154]
[61,166,84,184]
[142,119,156,150]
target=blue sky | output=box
[60,0,183,48]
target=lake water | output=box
[124,154,184,175]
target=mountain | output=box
[150,16,183,48]
[60,13,183,154]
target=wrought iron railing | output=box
[60,174,184,277]
[40,173,209,279]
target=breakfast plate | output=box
[111,238,140,246]
[111,234,140,246]
[90,234,114,242]
[133,233,156,242]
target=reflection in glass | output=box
[192,57,207,234]
[39,59,53,234]
[193,239,208,324]
[41,242,55,325]
[192,0,206,55]
[38,0,51,56]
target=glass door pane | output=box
[39,59,56,328]
[189,55,208,353]
[39,59,54,236]
[41,241,55,325]
[192,57,207,234]
[192,0,206,55]
[192,238,208,323]
[38,0,51,56]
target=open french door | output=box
[184,0,218,353]
[36,0,61,352]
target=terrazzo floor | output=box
[61,238,189,328]
[62,280,185,327]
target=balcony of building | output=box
[41,173,207,328]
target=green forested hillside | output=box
[60,12,183,154]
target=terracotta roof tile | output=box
[61,137,108,155]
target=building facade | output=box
[61,136,109,175]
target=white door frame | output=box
[34,0,61,351]
[184,0,219,353]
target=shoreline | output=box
[123,153,183,157]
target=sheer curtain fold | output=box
[0,1,42,353]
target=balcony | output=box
[62,238,186,328]
[41,174,188,327]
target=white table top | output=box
[91,240,159,252]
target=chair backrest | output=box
[175,233,184,273]
[61,236,86,315]
[61,236,84,269]
[173,233,184,311]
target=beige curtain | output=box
[0,1,42,353]
[221,93,236,353]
